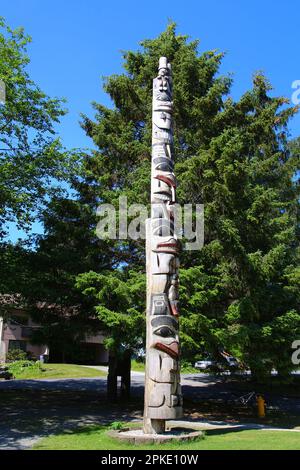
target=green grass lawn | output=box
[131,360,199,374]
[131,359,145,372]
[9,363,107,380]
[32,424,300,450]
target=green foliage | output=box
[8,360,42,378]
[0,17,77,237]
[76,23,299,380]
[131,359,145,372]
[6,348,27,362]
[180,359,199,374]
[0,17,84,348]
[109,421,125,430]
[6,22,298,382]
[76,270,145,352]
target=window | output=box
[21,327,33,338]
[8,340,27,352]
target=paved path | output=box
[0,377,142,449]
[171,419,300,432]
[1,372,300,449]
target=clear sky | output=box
[2,0,300,240]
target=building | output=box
[0,311,49,362]
[0,295,108,364]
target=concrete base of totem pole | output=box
[107,422,204,445]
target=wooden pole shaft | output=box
[143,57,182,434]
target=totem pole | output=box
[143,57,183,434]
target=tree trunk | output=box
[107,350,131,402]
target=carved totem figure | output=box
[143,57,183,434]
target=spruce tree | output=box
[47,24,300,381]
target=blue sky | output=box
[2,0,300,240]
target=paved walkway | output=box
[171,419,300,432]
[0,377,142,449]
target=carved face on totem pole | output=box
[147,57,182,420]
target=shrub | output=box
[180,360,198,374]
[8,360,43,378]
[6,349,27,362]
[109,421,124,430]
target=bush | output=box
[109,421,124,430]
[8,360,43,378]
[180,360,199,374]
[6,349,27,362]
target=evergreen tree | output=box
[75,24,299,381]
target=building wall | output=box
[83,333,108,363]
[0,310,108,364]
[0,311,48,362]
[0,317,5,362]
